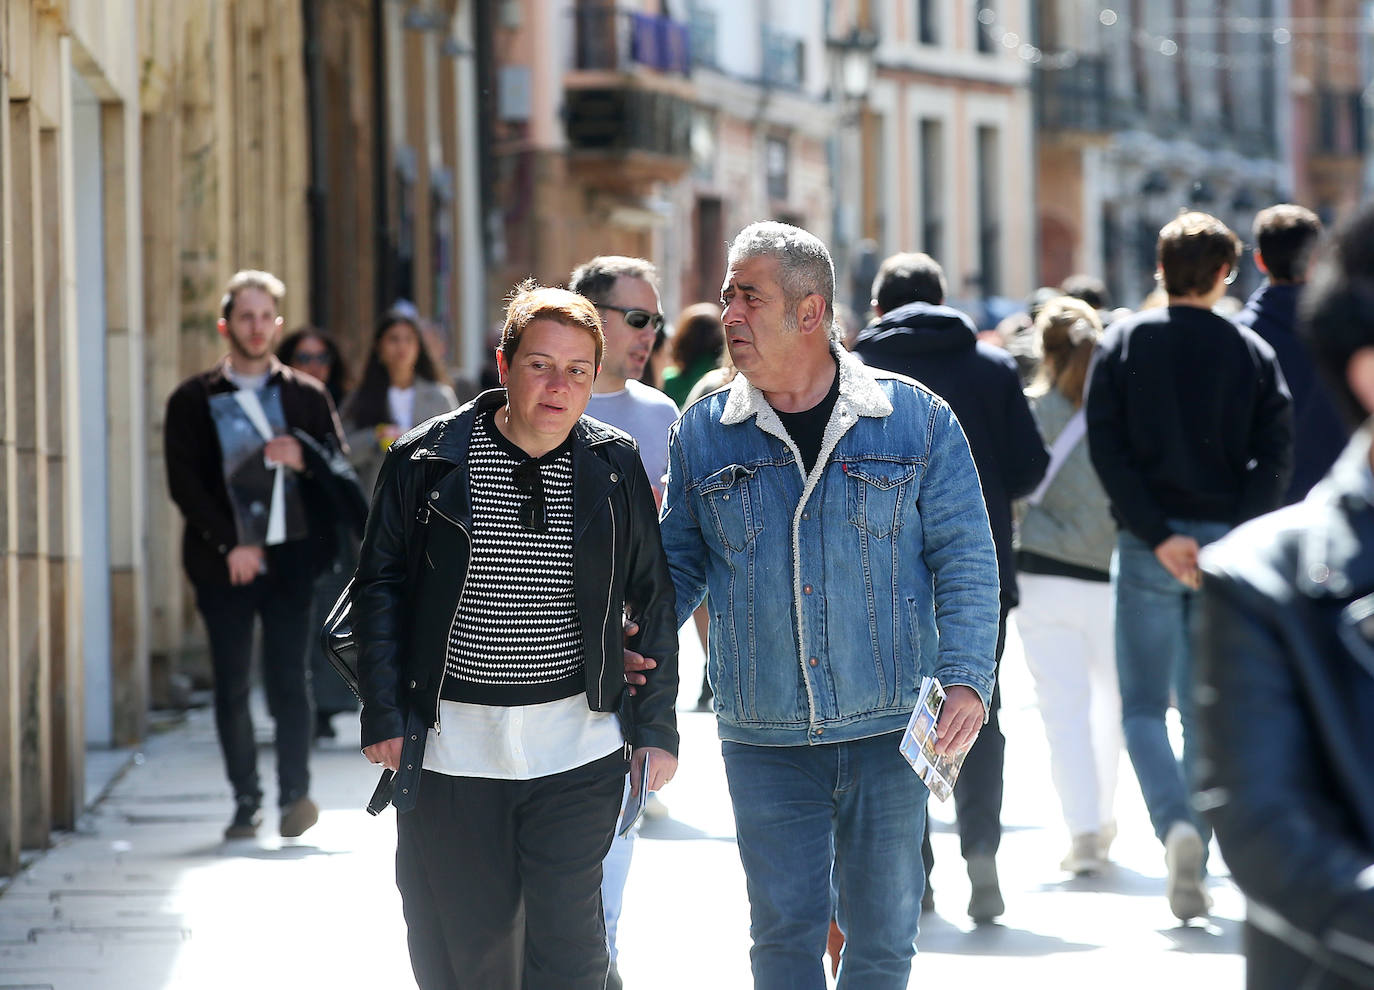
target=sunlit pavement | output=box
[0,619,1244,989]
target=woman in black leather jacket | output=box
[1197,204,1374,990]
[350,284,679,990]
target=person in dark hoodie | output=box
[1234,204,1346,503]
[853,251,1048,923]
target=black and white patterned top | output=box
[442,411,584,706]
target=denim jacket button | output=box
[808,656,818,667]
[802,511,810,520]
[815,727,824,735]
[803,584,813,594]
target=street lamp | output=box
[826,26,879,318]
[828,26,879,104]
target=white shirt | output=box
[423,695,624,779]
[387,385,416,431]
[224,365,269,392]
[586,379,681,492]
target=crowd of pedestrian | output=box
[161,198,1373,990]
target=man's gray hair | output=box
[728,221,838,340]
[567,256,659,305]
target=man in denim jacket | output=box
[657,222,999,989]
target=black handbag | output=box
[320,577,397,814]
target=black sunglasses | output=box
[292,350,333,366]
[512,460,546,533]
[597,304,665,333]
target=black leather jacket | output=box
[352,390,680,765]
[1198,427,1374,989]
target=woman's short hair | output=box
[499,280,605,370]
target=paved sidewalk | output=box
[0,622,1246,989]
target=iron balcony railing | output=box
[569,5,691,76]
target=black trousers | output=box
[193,573,314,808]
[924,602,1010,871]
[396,750,627,990]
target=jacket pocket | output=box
[845,461,918,540]
[699,464,764,552]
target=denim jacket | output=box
[660,346,1000,746]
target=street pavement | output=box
[0,619,1246,989]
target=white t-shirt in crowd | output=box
[586,379,680,493]
[387,385,416,431]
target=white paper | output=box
[233,390,287,546]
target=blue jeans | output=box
[723,733,927,990]
[1113,521,1229,845]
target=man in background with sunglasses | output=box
[1085,211,1293,922]
[571,256,681,502]
[352,282,679,990]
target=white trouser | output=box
[601,777,635,963]
[1015,572,1122,837]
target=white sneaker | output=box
[1060,832,1107,876]
[1163,821,1209,921]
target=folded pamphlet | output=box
[617,753,651,837]
[898,676,970,802]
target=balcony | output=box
[570,5,691,76]
[563,86,692,183]
[1035,56,1114,134]
[564,6,693,184]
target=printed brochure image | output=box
[898,676,971,801]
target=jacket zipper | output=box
[426,499,470,735]
[596,499,616,710]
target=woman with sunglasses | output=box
[277,327,368,741]
[341,309,459,498]
[279,327,349,406]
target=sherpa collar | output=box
[720,344,893,426]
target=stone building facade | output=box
[1033,2,1290,306]
[482,0,838,321]
[859,0,1037,320]
[0,0,149,872]
[0,0,489,869]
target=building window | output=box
[919,118,944,262]
[1319,90,1341,153]
[1173,0,1191,126]
[1130,0,1149,115]
[766,135,789,201]
[694,196,725,302]
[976,125,1000,297]
[762,26,805,89]
[975,8,995,53]
[688,1,718,69]
[917,0,939,44]
[1259,0,1277,150]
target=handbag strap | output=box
[1024,407,1086,507]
